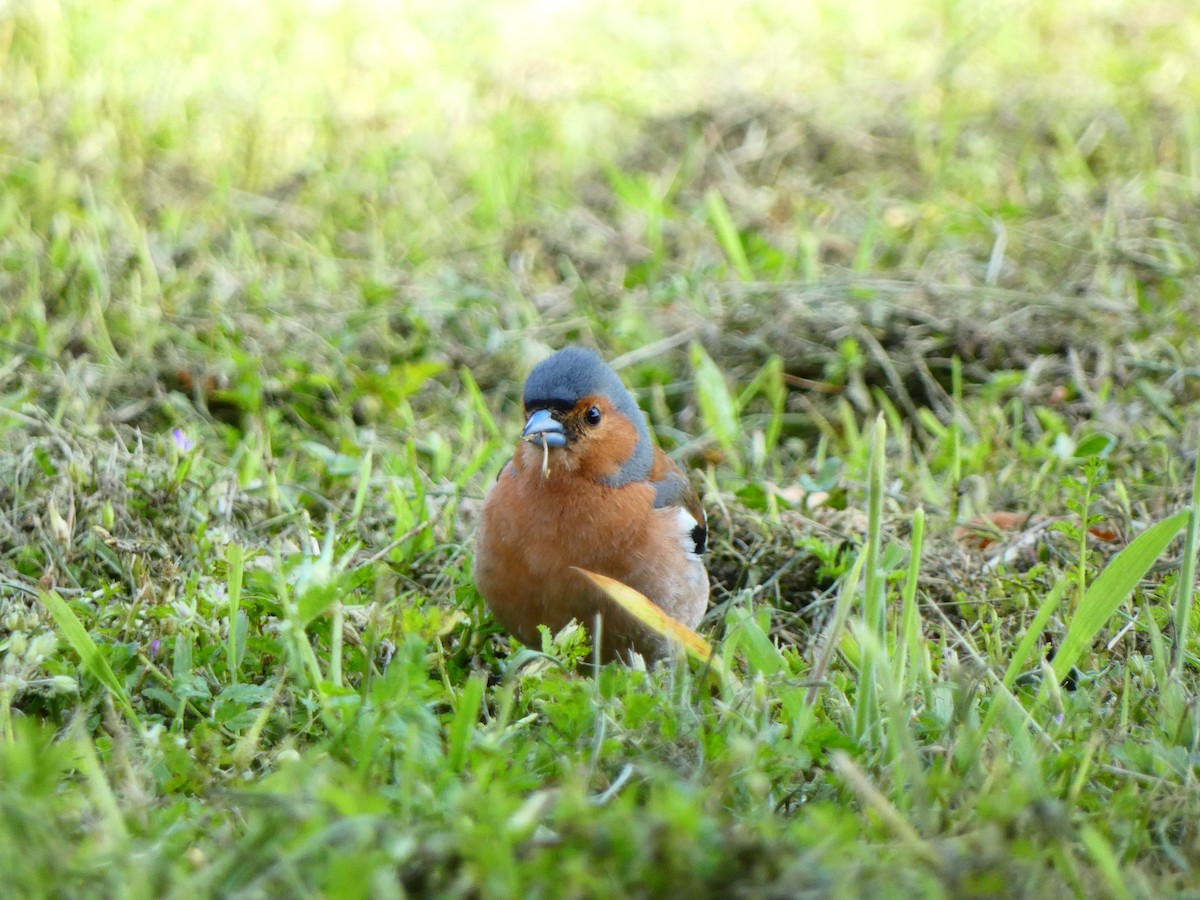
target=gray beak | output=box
[521,408,568,448]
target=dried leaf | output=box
[570,567,712,663]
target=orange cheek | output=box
[575,415,639,479]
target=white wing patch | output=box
[674,506,706,561]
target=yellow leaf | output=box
[571,567,713,663]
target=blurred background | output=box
[5,0,1197,377]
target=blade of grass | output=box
[736,355,786,462]
[350,444,374,528]
[1079,825,1133,900]
[978,579,1069,742]
[1003,579,1069,690]
[447,673,486,773]
[1051,510,1189,681]
[1170,438,1200,678]
[724,604,783,675]
[75,733,129,844]
[808,548,869,706]
[704,188,753,280]
[226,543,244,684]
[1146,605,1169,693]
[831,750,940,868]
[38,590,140,728]
[232,678,286,770]
[863,415,887,639]
[893,506,927,696]
[0,688,11,743]
[948,357,963,525]
[460,366,502,442]
[856,415,887,746]
[874,627,928,817]
[690,342,743,473]
[329,604,344,689]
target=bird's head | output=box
[517,347,653,484]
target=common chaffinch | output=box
[474,347,709,664]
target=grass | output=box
[3,0,1200,895]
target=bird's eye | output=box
[584,406,602,426]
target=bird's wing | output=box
[649,447,707,556]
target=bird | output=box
[473,347,709,664]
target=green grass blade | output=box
[725,605,784,676]
[329,604,344,689]
[1079,825,1133,900]
[226,543,244,684]
[808,547,868,707]
[1003,580,1068,689]
[447,673,486,773]
[704,188,753,281]
[75,733,129,844]
[736,355,786,459]
[38,590,139,727]
[460,366,502,442]
[977,579,1070,743]
[690,341,743,472]
[863,415,887,640]
[1051,509,1188,681]
[1171,438,1200,677]
[856,415,887,746]
[893,506,926,693]
[351,445,374,527]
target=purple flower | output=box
[172,429,195,453]
[150,639,161,660]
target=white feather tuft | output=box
[674,507,705,560]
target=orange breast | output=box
[473,457,707,662]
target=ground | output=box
[2,0,1200,896]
